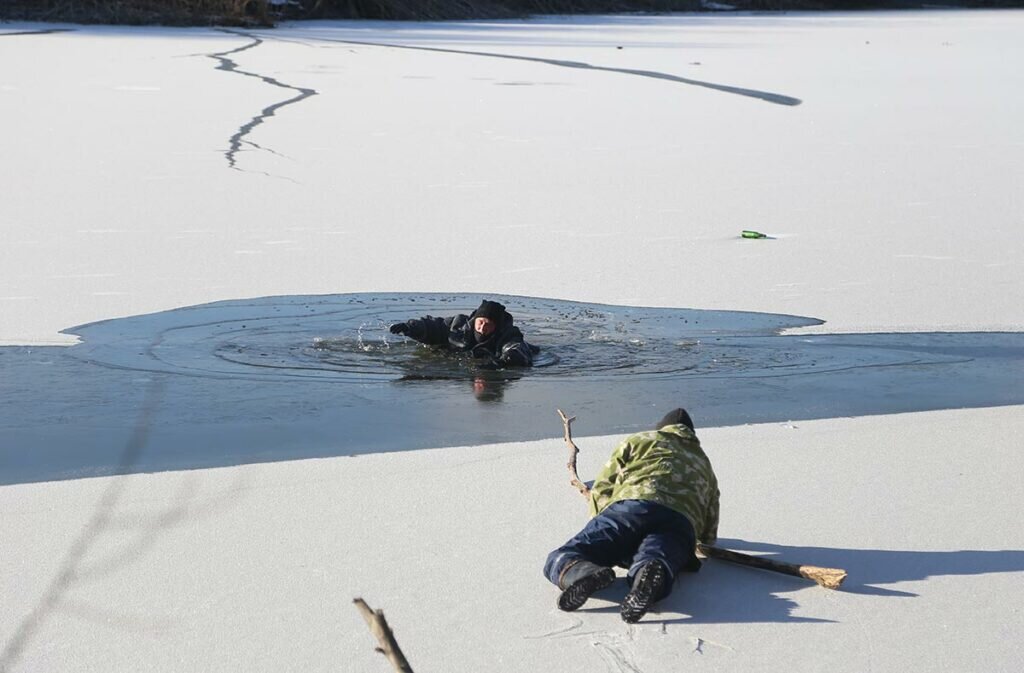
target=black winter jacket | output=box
[400,308,536,367]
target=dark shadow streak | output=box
[0,379,166,671]
[0,29,75,37]
[1,375,248,666]
[207,29,318,174]
[270,32,801,107]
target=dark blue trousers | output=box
[544,500,698,598]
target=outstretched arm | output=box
[390,315,454,346]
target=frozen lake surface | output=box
[2,13,1023,673]
[2,12,1022,346]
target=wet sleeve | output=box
[496,326,533,366]
[404,315,452,345]
[499,341,533,367]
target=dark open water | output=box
[1,293,1021,485]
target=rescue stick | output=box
[556,409,591,497]
[554,409,847,590]
[696,544,846,590]
[352,598,414,673]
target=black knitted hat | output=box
[474,300,506,322]
[656,408,694,432]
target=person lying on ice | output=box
[388,299,537,367]
[543,408,720,623]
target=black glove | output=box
[389,322,409,336]
[499,343,531,367]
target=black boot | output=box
[557,560,616,612]
[620,561,668,623]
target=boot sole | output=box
[621,562,667,623]
[557,567,616,612]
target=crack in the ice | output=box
[0,29,75,37]
[242,139,292,160]
[207,29,317,175]
[265,32,801,107]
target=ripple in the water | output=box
[66,293,825,382]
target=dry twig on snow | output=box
[556,409,591,498]
[353,598,414,673]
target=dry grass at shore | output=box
[1,1,275,26]
[2,1,1022,28]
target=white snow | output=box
[2,11,1023,673]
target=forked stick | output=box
[556,409,591,497]
[353,598,414,673]
[554,408,847,590]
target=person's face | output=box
[474,317,496,337]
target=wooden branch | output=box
[698,544,846,589]
[556,409,590,497]
[555,408,848,590]
[353,598,414,673]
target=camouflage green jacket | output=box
[588,424,720,544]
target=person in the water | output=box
[389,299,537,367]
